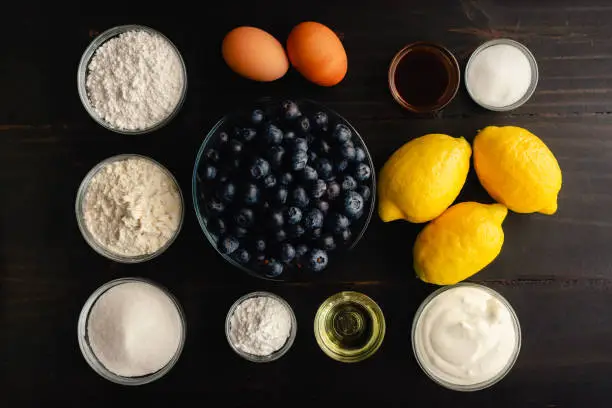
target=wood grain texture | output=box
[2,1,612,406]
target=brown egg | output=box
[287,22,347,86]
[222,26,289,82]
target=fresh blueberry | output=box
[291,137,308,152]
[344,191,365,219]
[281,100,301,120]
[205,148,220,163]
[311,179,327,199]
[291,150,308,171]
[230,139,243,154]
[268,209,284,228]
[250,157,270,179]
[310,228,323,239]
[240,128,257,142]
[304,208,324,230]
[301,166,318,182]
[207,197,224,214]
[218,131,230,145]
[307,249,329,272]
[264,258,284,277]
[280,172,293,185]
[340,143,356,160]
[233,248,251,264]
[243,183,260,205]
[234,226,248,238]
[204,165,217,180]
[264,174,277,189]
[295,244,309,259]
[208,217,226,236]
[315,200,330,214]
[343,140,355,149]
[299,116,311,133]
[251,109,265,125]
[313,112,328,129]
[308,150,318,163]
[336,159,349,173]
[327,212,350,233]
[268,146,285,168]
[218,235,239,255]
[354,163,372,181]
[319,234,336,251]
[283,131,296,141]
[354,147,366,162]
[280,243,296,263]
[254,238,266,252]
[275,229,287,242]
[288,223,305,238]
[291,186,310,208]
[265,124,283,145]
[275,186,288,204]
[341,175,358,191]
[285,206,303,225]
[219,182,236,203]
[315,158,334,181]
[333,123,352,143]
[358,185,371,201]
[340,228,352,243]
[326,181,341,200]
[235,208,254,228]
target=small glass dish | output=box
[225,291,297,363]
[77,24,188,134]
[411,282,522,392]
[77,277,186,386]
[465,38,538,111]
[75,154,184,263]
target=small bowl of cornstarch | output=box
[78,25,187,134]
[75,154,184,263]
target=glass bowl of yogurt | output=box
[411,283,521,391]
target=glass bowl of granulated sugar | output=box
[75,154,184,263]
[77,25,188,134]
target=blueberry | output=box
[354,163,372,181]
[291,137,308,152]
[340,143,356,160]
[310,228,323,239]
[327,212,350,233]
[295,244,309,259]
[208,217,226,236]
[291,150,308,171]
[234,226,248,238]
[254,238,266,252]
[304,208,324,230]
[313,112,328,129]
[235,208,254,228]
[307,249,329,272]
[205,148,220,163]
[240,128,257,142]
[207,197,225,214]
[243,183,260,205]
[291,187,310,208]
[358,185,371,201]
[219,182,236,203]
[280,243,296,263]
[288,223,305,238]
[264,175,277,189]
[320,234,336,250]
[281,100,301,120]
[275,229,287,242]
[301,166,318,182]
[354,147,366,162]
[251,109,265,124]
[275,186,288,204]
[204,165,217,180]
[265,124,283,145]
[311,179,327,199]
[315,158,334,181]
[333,123,352,143]
[218,131,230,145]
[233,248,251,264]
[250,157,270,179]
[299,116,311,133]
[268,209,284,228]
[336,159,349,173]
[230,139,243,154]
[344,191,365,219]
[218,235,239,255]
[315,200,330,214]
[264,258,284,277]
[340,228,352,243]
[326,181,341,200]
[341,175,358,191]
[285,206,303,225]
[280,172,293,185]
[308,150,318,163]
[315,139,331,154]
[268,146,285,168]
[283,131,296,141]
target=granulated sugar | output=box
[86,30,184,130]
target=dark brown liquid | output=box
[394,49,451,108]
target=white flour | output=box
[86,30,184,130]
[83,157,182,257]
[229,296,292,356]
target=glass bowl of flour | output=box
[77,24,188,134]
[75,154,184,263]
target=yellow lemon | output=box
[474,126,562,215]
[414,202,507,285]
[378,134,471,223]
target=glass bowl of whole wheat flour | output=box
[75,154,184,263]
[77,24,188,135]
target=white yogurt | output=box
[413,284,520,389]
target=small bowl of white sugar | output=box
[78,277,186,385]
[465,38,538,111]
[226,291,297,363]
[75,154,184,263]
[77,25,187,134]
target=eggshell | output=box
[222,26,289,82]
[287,22,347,86]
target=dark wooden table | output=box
[2,1,612,406]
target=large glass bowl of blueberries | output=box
[193,99,376,281]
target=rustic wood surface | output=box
[2,1,612,406]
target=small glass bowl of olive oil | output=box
[314,291,385,363]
